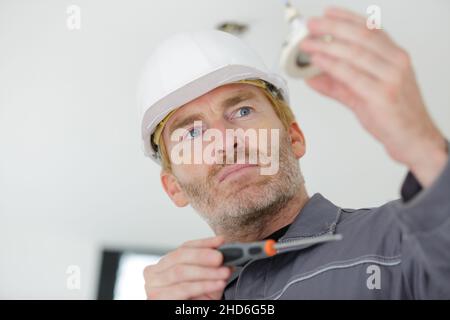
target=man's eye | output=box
[185,127,202,140]
[236,106,252,118]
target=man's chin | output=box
[217,172,271,198]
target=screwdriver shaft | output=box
[274,234,343,252]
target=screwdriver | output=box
[218,234,343,266]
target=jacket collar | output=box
[278,193,342,242]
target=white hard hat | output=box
[137,29,290,164]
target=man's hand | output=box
[143,236,232,300]
[300,6,448,187]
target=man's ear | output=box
[288,122,306,159]
[160,170,189,207]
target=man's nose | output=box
[210,120,244,159]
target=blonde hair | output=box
[153,79,296,171]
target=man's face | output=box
[160,83,306,233]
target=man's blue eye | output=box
[187,127,201,139]
[238,106,252,117]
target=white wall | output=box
[1,0,449,299]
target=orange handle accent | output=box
[264,239,277,257]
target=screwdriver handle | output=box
[218,240,277,266]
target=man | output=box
[139,7,449,299]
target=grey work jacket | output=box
[224,144,450,299]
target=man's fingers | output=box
[152,247,223,272]
[310,53,381,104]
[143,236,230,300]
[305,73,363,109]
[149,265,231,287]
[147,280,227,300]
[307,16,399,65]
[181,235,224,249]
[301,37,391,81]
[191,289,225,300]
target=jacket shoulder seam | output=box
[265,254,402,300]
